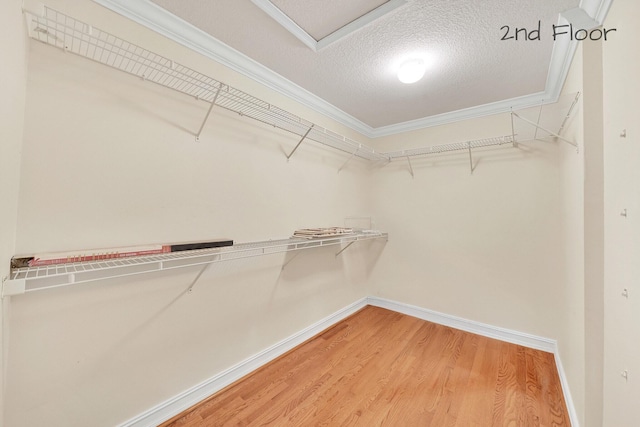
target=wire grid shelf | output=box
[6,231,388,294]
[25,7,388,162]
[385,135,515,160]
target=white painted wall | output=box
[0,0,29,423]
[368,113,567,337]
[5,1,379,426]
[602,0,640,425]
[557,43,586,426]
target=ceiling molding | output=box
[91,0,611,139]
[250,0,408,52]
[249,0,317,51]
[90,0,376,136]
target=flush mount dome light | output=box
[397,58,426,84]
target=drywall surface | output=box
[368,111,567,338]
[602,0,640,425]
[0,0,28,424]
[557,43,586,426]
[6,1,379,426]
[581,36,605,427]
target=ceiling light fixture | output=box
[397,58,426,84]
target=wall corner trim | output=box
[120,296,579,427]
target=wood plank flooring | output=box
[161,306,570,426]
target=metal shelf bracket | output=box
[406,155,414,178]
[286,125,313,161]
[335,241,356,257]
[512,112,578,151]
[338,144,361,173]
[195,85,222,141]
[187,263,211,293]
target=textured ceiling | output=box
[134,0,583,132]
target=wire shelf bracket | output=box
[512,112,578,150]
[286,124,314,161]
[195,84,222,141]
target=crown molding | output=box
[92,0,611,139]
[91,0,376,136]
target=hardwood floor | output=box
[161,306,570,426]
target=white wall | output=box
[602,0,640,425]
[368,113,568,337]
[0,0,29,423]
[557,43,586,426]
[581,35,605,427]
[6,1,380,426]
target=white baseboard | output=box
[366,296,557,352]
[118,297,369,427]
[554,348,581,427]
[121,296,579,427]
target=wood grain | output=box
[161,306,570,426]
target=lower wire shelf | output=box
[3,231,388,296]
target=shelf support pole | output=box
[467,143,474,175]
[510,109,517,148]
[406,156,414,178]
[281,251,302,270]
[335,241,355,257]
[512,112,578,150]
[338,145,361,173]
[187,264,210,293]
[533,100,544,141]
[286,125,314,161]
[195,85,223,141]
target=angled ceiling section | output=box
[251,0,407,51]
[92,0,612,138]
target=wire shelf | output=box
[24,8,579,166]
[25,7,389,162]
[5,231,388,295]
[385,135,515,160]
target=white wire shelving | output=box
[24,7,580,171]
[3,231,388,296]
[24,7,387,163]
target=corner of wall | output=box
[0,0,29,423]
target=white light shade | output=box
[397,58,426,84]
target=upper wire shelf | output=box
[24,7,579,166]
[25,7,387,162]
[4,230,388,296]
